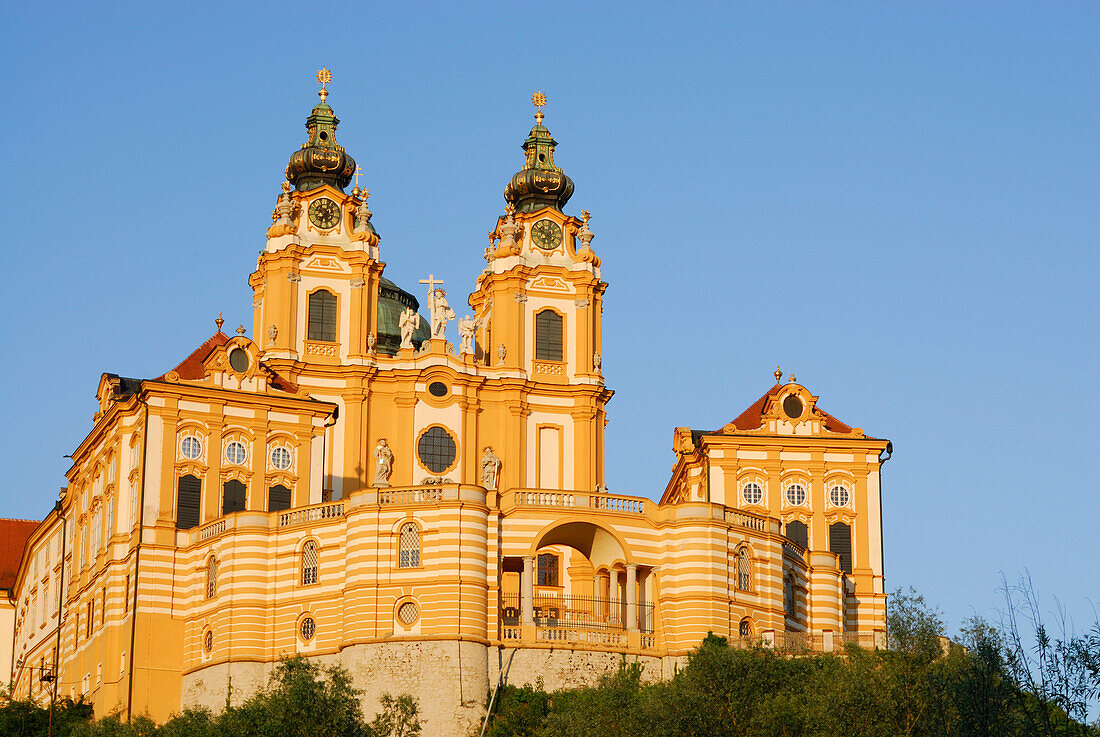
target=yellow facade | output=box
[6,85,890,736]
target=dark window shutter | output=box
[829,522,852,574]
[222,479,247,515]
[534,310,563,361]
[307,290,337,342]
[269,484,292,512]
[176,475,202,530]
[786,520,808,549]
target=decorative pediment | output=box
[720,381,863,438]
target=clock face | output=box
[308,198,341,229]
[531,219,562,251]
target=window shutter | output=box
[176,476,202,530]
[222,480,247,515]
[786,520,808,549]
[534,310,563,361]
[829,522,852,574]
[268,484,292,512]
[307,290,337,342]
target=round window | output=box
[181,436,202,460]
[428,381,448,397]
[782,394,803,419]
[271,447,292,471]
[397,601,419,625]
[203,630,213,653]
[299,616,316,641]
[785,483,806,506]
[225,441,246,465]
[228,348,249,373]
[417,427,456,474]
[742,482,763,505]
[829,485,850,507]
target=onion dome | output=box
[503,92,574,213]
[285,72,356,192]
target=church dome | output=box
[503,97,574,213]
[376,278,429,355]
[285,98,357,192]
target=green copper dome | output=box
[285,100,357,192]
[503,115,574,213]
[376,278,429,355]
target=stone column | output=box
[626,564,638,632]
[609,569,620,624]
[521,556,535,626]
[592,574,602,618]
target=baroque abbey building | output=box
[4,77,891,736]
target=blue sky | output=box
[2,1,1097,639]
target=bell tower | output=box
[469,92,610,492]
[249,69,390,367]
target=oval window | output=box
[782,394,803,419]
[428,381,448,397]
[417,427,456,474]
[229,348,249,373]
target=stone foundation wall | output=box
[181,642,687,737]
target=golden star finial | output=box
[581,209,591,223]
[531,90,547,125]
[316,68,332,102]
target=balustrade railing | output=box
[278,501,344,527]
[378,487,445,505]
[499,593,655,635]
[782,540,806,560]
[197,519,226,541]
[725,509,767,531]
[512,490,646,515]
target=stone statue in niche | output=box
[593,352,602,371]
[267,324,278,345]
[480,447,502,491]
[373,439,393,487]
[398,308,420,350]
[457,315,477,355]
[427,288,455,339]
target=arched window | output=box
[268,484,292,512]
[222,479,246,515]
[785,520,808,549]
[534,309,563,361]
[205,556,218,599]
[176,475,201,530]
[301,541,318,586]
[398,523,420,568]
[829,522,852,574]
[537,552,559,587]
[739,617,753,639]
[736,546,752,591]
[307,290,337,342]
[784,573,796,619]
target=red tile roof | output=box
[156,331,299,394]
[725,384,855,434]
[0,518,40,591]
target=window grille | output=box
[203,630,213,653]
[398,523,420,568]
[537,553,559,586]
[225,441,246,465]
[176,475,202,530]
[307,290,338,342]
[829,522,852,574]
[417,427,456,473]
[739,618,752,639]
[742,482,763,505]
[829,484,850,507]
[785,483,806,506]
[270,446,292,471]
[736,547,752,591]
[301,541,318,586]
[222,479,247,515]
[397,601,419,625]
[534,310,563,361]
[269,484,292,512]
[299,616,316,641]
[206,556,218,599]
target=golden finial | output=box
[354,165,363,190]
[316,68,332,103]
[281,180,290,194]
[236,325,246,336]
[215,313,225,333]
[361,188,370,200]
[774,366,782,385]
[581,209,591,223]
[788,374,797,384]
[531,90,547,125]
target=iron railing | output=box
[499,593,655,634]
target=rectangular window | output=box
[129,480,139,528]
[307,290,338,342]
[176,476,202,530]
[537,553,559,587]
[534,310,564,361]
[829,522,853,575]
[222,479,247,515]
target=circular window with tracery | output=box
[225,441,246,465]
[741,482,763,505]
[203,630,213,653]
[829,485,851,507]
[270,446,292,471]
[785,483,806,506]
[417,427,456,474]
[397,601,419,625]
[299,616,316,641]
[181,436,203,460]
